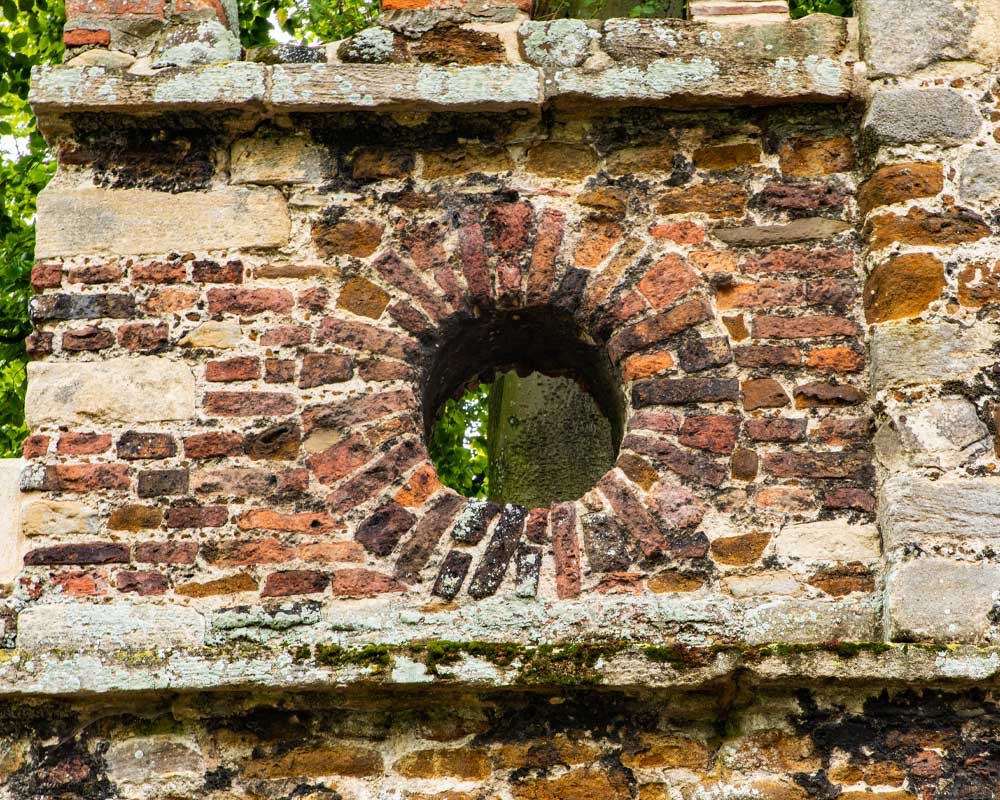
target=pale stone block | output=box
[880,474,1000,549]
[773,521,880,564]
[885,558,1000,643]
[26,357,196,428]
[863,87,981,146]
[35,186,290,258]
[858,0,977,77]
[21,498,100,538]
[178,321,243,349]
[231,130,332,186]
[870,321,996,391]
[0,459,23,584]
[725,572,800,598]
[743,597,880,645]
[874,397,989,472]
[106,737,204,795]
[17,603,206,650]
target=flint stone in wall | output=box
[773,521,880,564]
[880,474,1000,550]
[743,596,880,645]
[0,459,22,585]
[34,186,290,258]
[21,498,100,538]
[959,148,1000,202]
[857,0,976,77]
[17,603,205,649]
[519,19,598,68]
[885,558,1000,643]
[875,398,989,472]
[26,357,196,428]
[863,87,981,147]
[870,321,995,391]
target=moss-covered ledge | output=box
[1,641,1000,699]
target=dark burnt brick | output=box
[752,315,860,339]
[742,247,853,273]
[137,468,189,497]
[299,353,354,389]
[374,253,450,322]
[261,326,311,348]
[794,381,867,407]
[552,267,589,317]
[731,447,759,480]
[734,345,802,368]
[57,432,112,455]
[134,540,198,564]
[813,416,873,445]
[326,439,423,513]
[24,542,129,565]
[109,505,164,531]
[633,377,739,407]
[393,492,465,583]
[388,301,434,338]
[192,259,243,283]
[524,507,549,544]
[451,500,501,544]
[622,434,728,488]
[302,389,418,434]
[468,504,527,599]
[206,357,260,382]
[678,335,733,373]
[118,322,169,352]
[183,432,244,458]
[25,330,54,356]
[66,263,122,284]
[165,505,228,529]
[356,501,417,556]
[264,358,295,383]
[597,473,668,559]
[131,261,187,284]
[38,464,130,492]
[204,392,296,417]
[117,432,176,460]
[458,217,492,308]
[754,182,847,215]
[582,511,632,572]
[207,288,294,316]
[669,529,710,559]
[116,570,169,595]
[764,449,872,480]
[243,422,301,460]
[678,415,741,454]
[298,287,330,311]
[742,378,789,410]
[358,358,413,382]
[804,278,856,309]
[62,325,114,351]
[610,300,713,362]
[31,261,63,289]
[22,434,50,458]
[30,293,135,321]
[261,570,330,597]
[824,487,876,512]
[316,318,416,361]
[745,417,807,442]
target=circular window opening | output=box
[425,308,625,508]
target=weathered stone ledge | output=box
[2,641,1000,699]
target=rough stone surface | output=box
[17,603,205,649]
[870,322,995,390]
[519,19,598,68]
[863,87,981,147]
[231,129,331,185]
[880,474,1000,550]
[875,398,989,472]
[959,148,1000,202]
[773,521,880,565]
[26,357,196,427]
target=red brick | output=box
[66,0,165,16]
[358,359,412,382]
[679,415,740,454]
[745,416,807,442]
[374,252,450,322]
[64,28,111,45]
[526,208,565,305]
[164,505,228,528]
[610,299,712,362]
[794,381,866,408]
[326,439,423,513]
[637,255,699,309]
[117,322,168,353]
[308,434,371,486]
[208,288,293,316]
[261,570,329,597]
[733,345,801,368]
[330,568,406,596]
[39,463,130,492]
[261,325,311,348]
[31,261,62,289]
[207,537,294,566]
[813,416,871,445]
[117,431,176,460]
[66,263,121,284]
[134,540,198,564]
[62,325,113,351]
[299,353,354,389]
[356,502,417,556]
[525,507,549,544]
[237,509,337,534]
[597,473,668,558]
[716,281,803,310]
[752,315,859,339]
[742,378,789,410]
[116,570,168,595]
[131,260,187,284]
[806,346,864,373]
[458,217,492,309]
[192,259,243,283]
[183,431,244,458]
[297,542,366,563]
[764,449,872,480]
[649,221,704,244]
[302,389,417,434]
[743,248,853,273]
[57,432,112,456]
[24,542,129,566]
[264,359,296,383]
[142,287,198,313]
[298,287,330,311]
[25,331,54,356]
[824,487,875,512]
[54,570,107,596]
[206,357,260,382]
[204,392,295,417]
[316,318,416,361]
[21,435,51,459]
[628,410,682,435]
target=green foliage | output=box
[788,0,852,18]
[238,0,378,47]
[0,0,64,457]
[428,383,491,499]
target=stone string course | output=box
[3,0,1000,796]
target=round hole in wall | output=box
[424,307,625,507]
